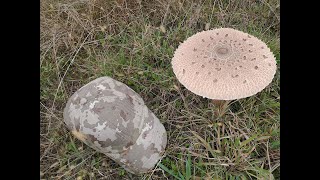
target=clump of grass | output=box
[41,0,280,179]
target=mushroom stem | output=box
[212,100,230,117]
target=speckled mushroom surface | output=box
[171,28,277,100]
[63,76,167,174]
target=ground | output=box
[40,0,280,179]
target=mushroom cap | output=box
[171,28,277,100]
[63,76,167,174]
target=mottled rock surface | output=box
[63,76,167,174]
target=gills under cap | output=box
[171,28,277,100]
[63,76,167,174]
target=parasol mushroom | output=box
[63,76,167,174]
[171,28,277,116]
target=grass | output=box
[40,0,280,179]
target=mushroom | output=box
[63,76,167,174]
[171,28,277,116]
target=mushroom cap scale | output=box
[172,28,277,100]
[63,76,167,174]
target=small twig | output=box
[266,141,272,179]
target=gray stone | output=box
[63,76,167,174]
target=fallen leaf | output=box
[100,25,107,32]
[69,164,76,170]
[116,73,125,77]
[160,25,166,33]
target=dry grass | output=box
[40,0,280,179]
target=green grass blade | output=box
[240,134,258,147]
[185,154,191,180]
[178,171,185,180]
[158,163,183,180]
[191,131,221,157]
